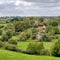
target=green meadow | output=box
[0,49,60,60]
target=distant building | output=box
[37,25,46,32]
[36,34,42,39]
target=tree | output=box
[53,27,59,34]
[10,17,20,22]
[40,34,51,42]
[49,21,58,27]
[8,39,17,45]
[1,34,8,42]
[19,32,28,41]
[51,40,60,57]
[14,21,28,32]
[0,30,2,35]
[6,30,13,39]
[26,42,44,55]
[39,17,44,22]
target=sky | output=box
[0,0,60,16]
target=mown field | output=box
[0,49,60,60]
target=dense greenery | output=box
[0,16,60,59]
[51,40,60,57]
[26,42,44,55]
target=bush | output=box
[4,43,22,52]
[32,34,36,40]
[40,49,50,55]
[1,34,9,42]
[0,41,22,52]
[53,27,59,34]
[40,34,51,42]
[26,33,31,39]
[0,41,4,48]
[0,30,2,35]
[51,40,60,57]
[8,39,17,45]
[6,30,13,39]
[39,17,44,22]
[4,44,17,51]
[0,25,4,28]
[19,32,30,41]
[1,30,13,42]
[49,21,58,27]
[26,42,44,55]
[19,32,27,41]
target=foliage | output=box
[6,30,13,39]
[26,42,44,55]
[0,25,4,28]
[40,49,50,55]
[10,17,20,22]
[53,27,60,34]
[8,39,17,45]
[1,34,9,42]
[4,44,17,51]
[49,21,58,27]
[0,30,2,35]
[39,17,44,22]
[40,34,51,42]
[19,31,31,41]
[0,41,4,48]
[14,21,28,32]
[51,40,60,57]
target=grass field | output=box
[17,42,54,50]
[0,20,6,24]
[0,49,60,60]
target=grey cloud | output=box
[0,0,60,16]
[23,0,60,3]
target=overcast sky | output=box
[0,0,60,16]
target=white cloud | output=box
[15,0,33,6]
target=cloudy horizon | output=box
[0,0,60,16]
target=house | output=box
[36,34,42,39]
[37,25,46,32]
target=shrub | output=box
[51,40,60,57]
[40,34,51,42]
[0,30,2,35]
[0,41,4,48]
[49,21,58,27]
[4,44,17,51]
[39,17,44,22]
[40,49,50,55]
[26,42,44,55]
[32,34,36,40]
[0,25,4,28]
[8,39,17,45]
[1,34,9,42]
[19,32,27,41]
[4,43,22,52]
[26,33,31,39]
[0,41,22,52]
[19,32,30,41]
[6,30,13,39]
[53,27,59,34]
